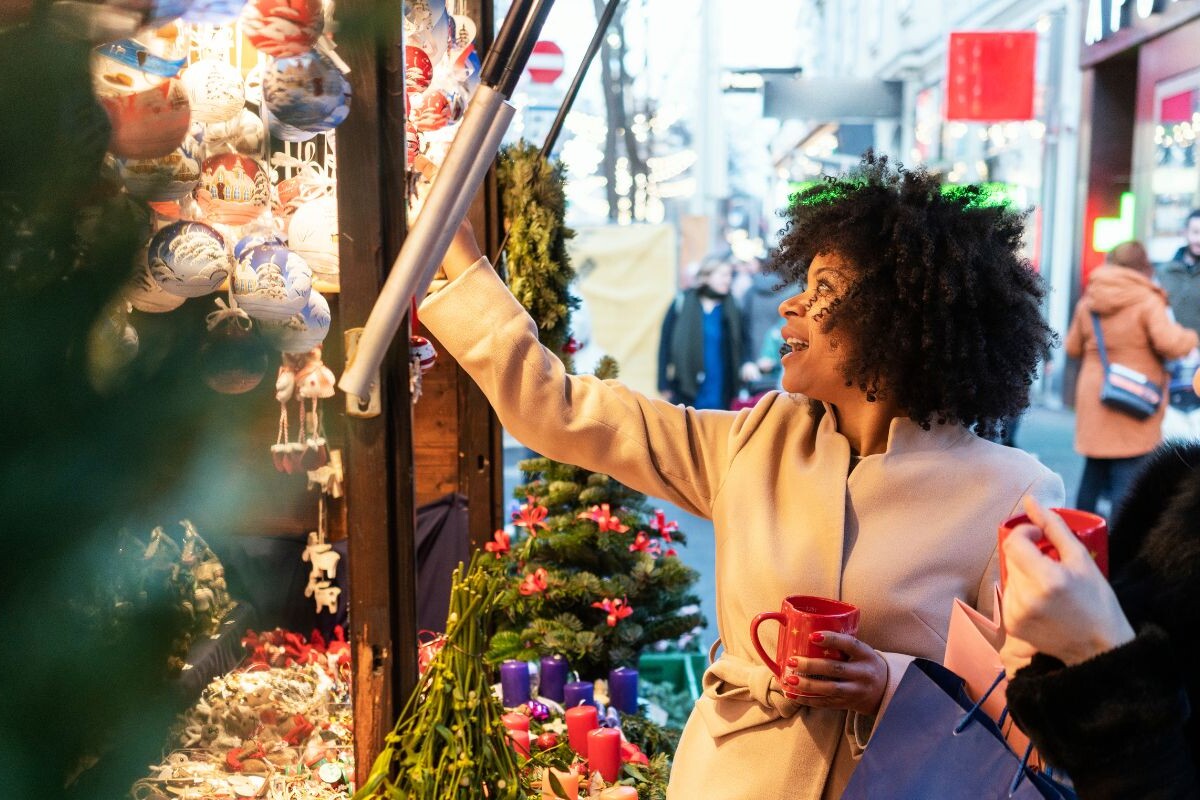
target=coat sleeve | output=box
[1143,299,1198,361]
[1065,302,1088,360]
[420,259,738,519]
[1007,626,1198,799]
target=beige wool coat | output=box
[420,260,1065,800]
[1065,264,1198,459]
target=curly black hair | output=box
[768,152,1056,439]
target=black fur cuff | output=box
[1007,625,1190,780]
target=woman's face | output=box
[777,252,856,402]
[701,263,733,295]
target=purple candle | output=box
[562,679,594,708]
[500,660,531,707]
[608,666,638,714]
[539,655,568,703]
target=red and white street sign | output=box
[526,40,564,84]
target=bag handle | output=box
[1090,312,1112,373]
[953,669,1006,734]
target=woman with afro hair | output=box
[418,152,1064,798]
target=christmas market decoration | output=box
[259,288,332,354]
[100,78,192,159]
[126,253,188,313]
[148,220,231,297]
[230,241,313,321]
[197,152,271,225]
[118,143,201,202]
[240,0,324,57]
[181,56,245,124]
[200,298,268,394]
[264,50,350,132]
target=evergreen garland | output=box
[497,141,579,367]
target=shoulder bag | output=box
[1091,312,1163,420]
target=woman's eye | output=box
[816,280,833,294]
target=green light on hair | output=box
[941,182,1018,209]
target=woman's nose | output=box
[779,292,805,318]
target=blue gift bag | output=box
[842,659,1076,800]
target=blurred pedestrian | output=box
[1157,209,1200,440]
[738,260,794,400]
[1065,241,1197,515]
[657,254,745,409]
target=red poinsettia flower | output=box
[650,509,678,543]
[484,529,511,557]
[577,503,629,533]
[591,596,634,627]
[513,496,549,535]
[628,531,655,553]
[519,567,549,596]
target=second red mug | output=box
[998,507,1108,589]
[750,595,860,699]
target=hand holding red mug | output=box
[1000,495,1134,673]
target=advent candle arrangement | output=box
[587,727,621,782]
[500,659,531,707]
[562,679,594,709]
[564,705,599,757]
[501,712,529,733]
[539,654,569,702]
[607,666,638,714]
[541,767,581,800]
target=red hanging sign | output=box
[946,31,1037,122]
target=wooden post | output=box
[334,0,419,784]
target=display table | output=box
[172,601,258,702]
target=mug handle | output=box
[750,612,786,677]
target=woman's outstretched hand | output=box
[788,633,888,716]
[442,218,484,282]
[999,495,1134,675]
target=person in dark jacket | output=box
[657,254,744,409]
[999,441,1200,799]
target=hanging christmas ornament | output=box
[181,57,245,124]
[264,50,349,130]
[118,143,200,202]
[91,37,185,94]
[404,45,433,93]
[259,289,330,353]
[233,229,285,261]
[201,299,268,394]
[295,345,335,469]
[126,246,188,312]
[241,0,324,58]
[411,335,437,373]
[231,242,313,321]
[405,121,420,167]
[183,0,247,24]
[273,360,302,472]
[202,109,266,155]
[148,220,231,297]
[287,194,338,284]
[264,106,318,143]
[411,89,451,132]
[100,78,191,159]
[197,153,271,225]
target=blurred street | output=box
[506,403,1083,643]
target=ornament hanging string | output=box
[206,296,252,331]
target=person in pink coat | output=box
[1064,241,1198,514]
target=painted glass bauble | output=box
[411,89,450,132]
[202,108,265,155]
[264,51,348,130]
[183,0,247,24]
[404,45,433,93]
[233,230,285,261]
[201,316,268,394]
[198,153,271,225]
[264,107,317,143]
[101,78,191,159]
[148,220,231,298]
[231,243,313,321]
[118,145,200,202]
[181,58,245,124]
[126,247,187,312]
[259,289,330,353]
[91,37,185,94]
[287,194,338,283]
[241,0,323,58]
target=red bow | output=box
[577,503,629,533]
[650,509,678,542]
[628,531,657,554]
[519,567,549,596]
[591,596,634,627]
[513,497,550,534]
[484,529,511,557]
[621,740,650,765]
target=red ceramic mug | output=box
[997,507,1109,589]
[750,595,860,699]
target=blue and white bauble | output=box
[148,221,231,298]
[233,230,285,261]
[231,243,312,321]
[263,50,348,131]
[183,0,248,24]
[126,247,187,312]
[259,289,331,353]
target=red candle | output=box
[501,712,530,732]
[508,728,531,757]
[564,705,599,757]
[598,787,638,800]
[586,728,621,782]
